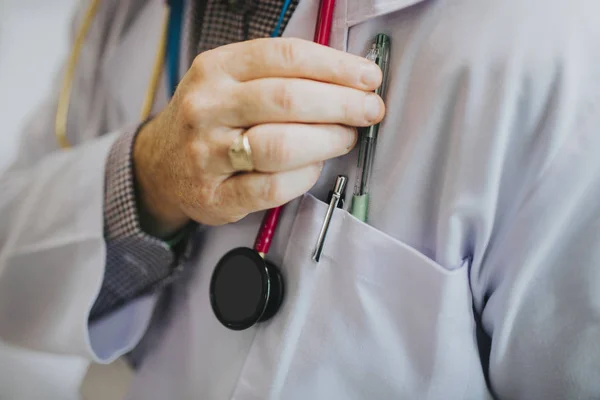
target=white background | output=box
[0,0,77,171]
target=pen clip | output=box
[326,187,346,209]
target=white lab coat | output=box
[2,0,600,398]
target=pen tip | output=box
[312,252,320,263]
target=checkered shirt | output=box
[90,0,299,321]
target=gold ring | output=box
[228,132,254,172]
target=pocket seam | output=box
[304,193,467,275]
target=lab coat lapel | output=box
[280,0,348,50]
[283,0,428,51]
[103,0,167,129]
[347,0,429,26]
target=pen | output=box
[350,34,390,222]
[312,175,347,263]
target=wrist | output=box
[133,118,189,239]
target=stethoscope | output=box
[56,0,337,331]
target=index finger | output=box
[217,38,383,91]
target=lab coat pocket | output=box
[232,194,491,400]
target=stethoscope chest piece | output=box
[210,247,284,330]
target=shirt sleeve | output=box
[90,126,187,321]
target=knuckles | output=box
[169,37,341,224]
[262,175,284,205]
[276,38,301,68]
[190,51,213,77]
[262,130,291,166]
[264,165,321,205]
[341,97,354,126]
[187,140,212,171]
[179,94,200,123]
[330,57,349,84]
[179,93,221,125]
[271,81,295,113]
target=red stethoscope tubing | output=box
[313,0,337,45]
[254,0,337,256]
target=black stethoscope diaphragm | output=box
[210,247,284,331]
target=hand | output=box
[134,37,385,237]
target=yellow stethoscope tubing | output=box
[55,0,171,149]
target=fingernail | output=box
[364,94,382,123]
[360,62,381,87]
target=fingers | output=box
[206,124,357,175]
[227,78,385,128]
[215,38,382,91]
[248,124,357,172]
[218,163,323,216]
[210,124,357,174]
[172,37,388,226]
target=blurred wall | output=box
[0,3,134,397]
[0,1,102,399]
[0,0,79,171]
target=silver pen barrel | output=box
[312,176,348,262]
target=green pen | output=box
[350,33,390,222]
